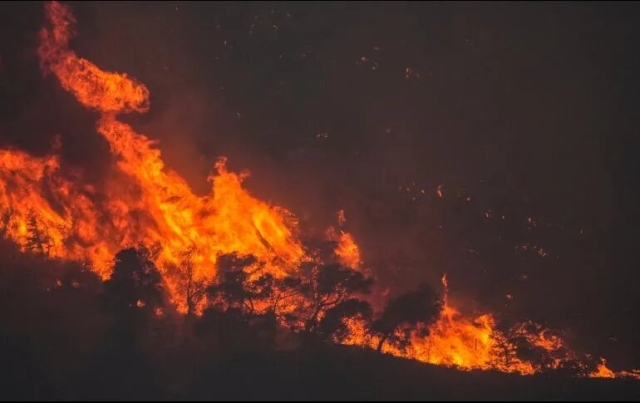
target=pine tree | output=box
[25,212,50,256]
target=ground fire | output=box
[0,1,638,382]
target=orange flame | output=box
[0,1,306,312]
[379,275,537,374]
[342,275,640,378]
[325,210,361,269]
[589,359,616,378]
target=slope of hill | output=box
[183,344,640,401]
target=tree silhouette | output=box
[166,247,208,317]
[25,212,50,256]
[300,263,373,335]
[102,245,164,345]
[318,298,372,342]
[206,253,270,317]
[198,253,283,351]
[372,283,443,353]
[491,331,518,369]
[267,276,304,325]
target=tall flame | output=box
[1,1,306,311]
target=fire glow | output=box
[0,1,638,380]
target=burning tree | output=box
[196,253,283,352]
[318,298,373,342]
[298,262,374,335]
[165,247,208,317]
[267,276,304,318]
[206,253,271,316]
[490,329,519,369]
[371,284,443,353]
[25,212,51,256]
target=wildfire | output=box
[343,275,640,378]
[0,1,638,381]
[399,274,516,371]
[1,0,310,311]
[340,275,536,373]
[590,359,616,378]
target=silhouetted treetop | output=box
[312,263,373,299]
[319,298,373,342]
[207,253,270,316]
[103,245,164,316]
[302,263,374,334]
[372,283,443,352]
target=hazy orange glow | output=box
[0,1,638,380]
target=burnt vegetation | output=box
[0,235,639,401]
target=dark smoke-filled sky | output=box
[1,1,639,365]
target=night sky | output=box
[1,1,639,365]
